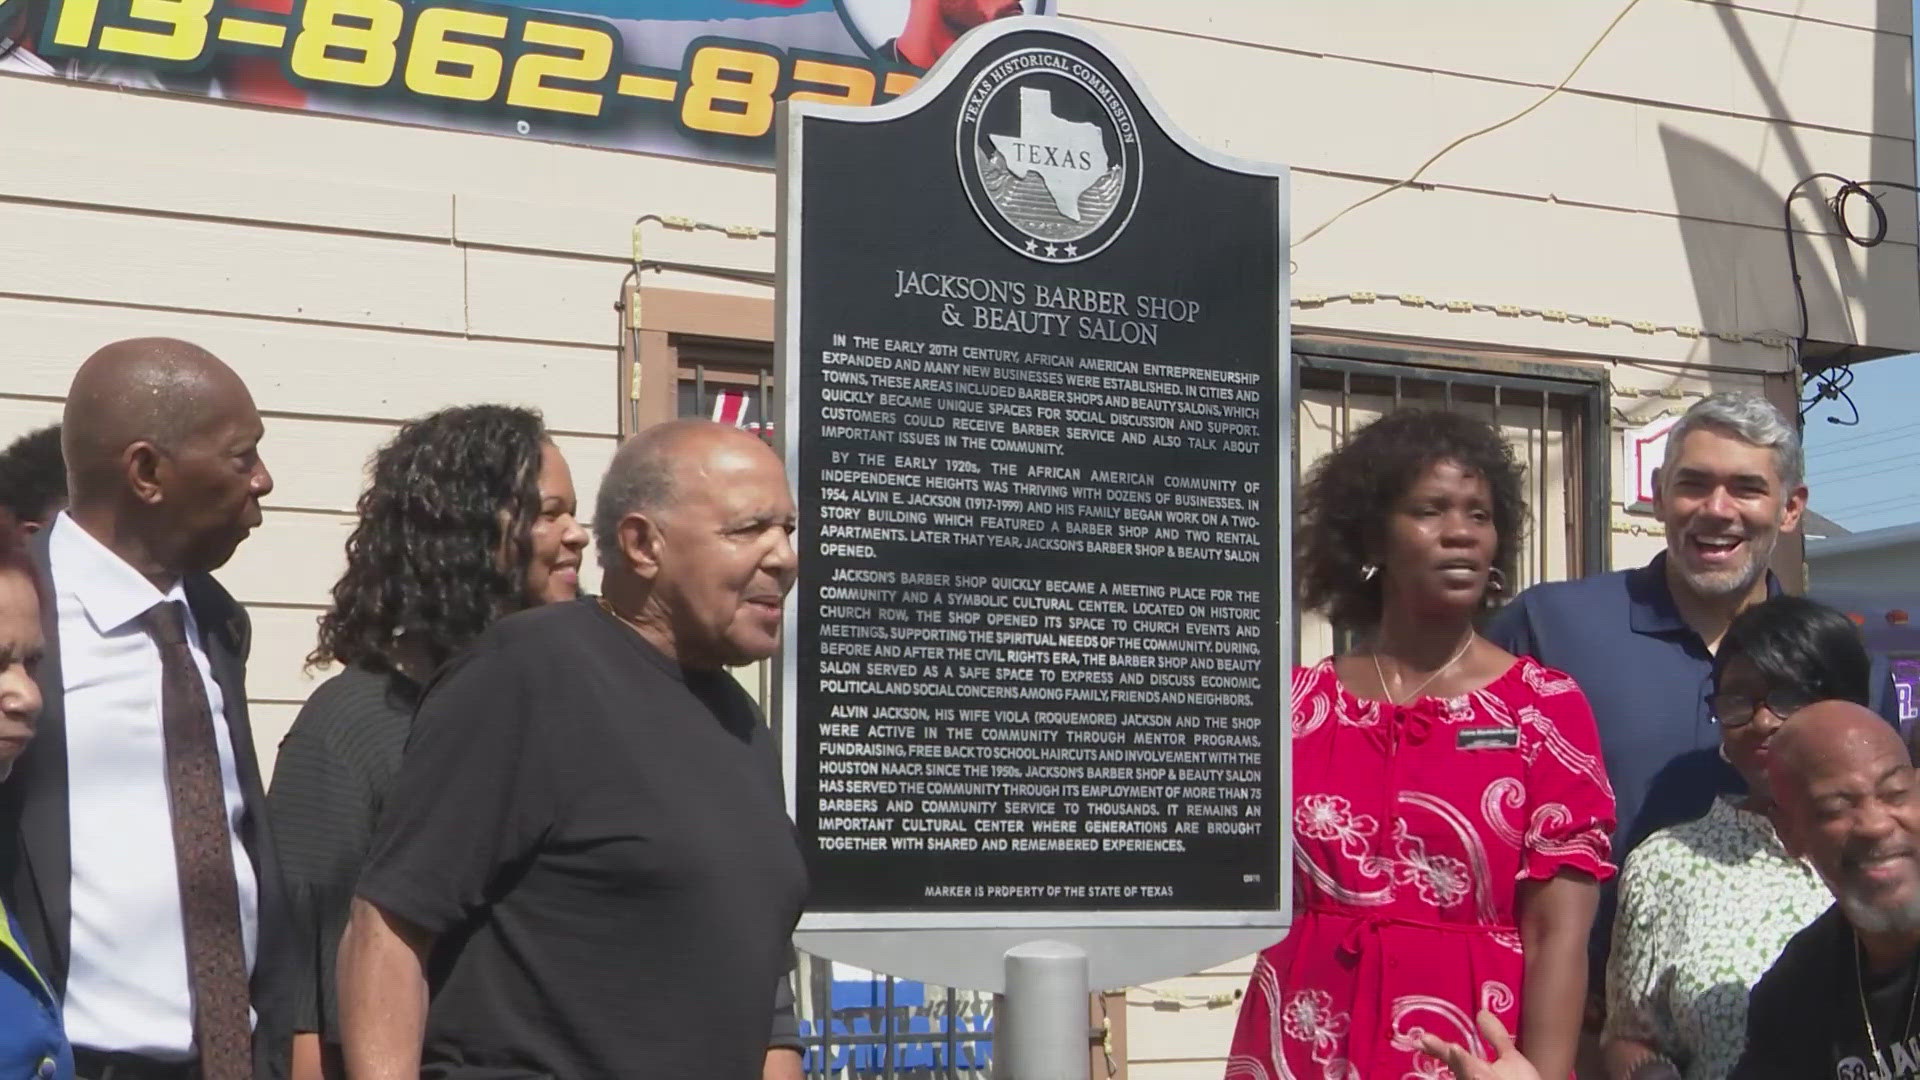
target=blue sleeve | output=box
[1483,594,1535,657]
[1870,655,1903,730]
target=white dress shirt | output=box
[50,513,260,1058]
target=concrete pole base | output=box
[999,940,1091,1080]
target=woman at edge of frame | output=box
[0,521,74,1078]
[1224,408,1616,1080]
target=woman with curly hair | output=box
[267,405,587,1080]
[1225,409,1616,1080]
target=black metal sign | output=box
[779,16,1288,936]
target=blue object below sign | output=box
[799,978,996,1075]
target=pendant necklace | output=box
[1371,631,1474,706]
[598,596,647,633]
[1855,929,1920,1069]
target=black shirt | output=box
[1733,904,1920,1079]
[358,599,810,1080]
[267,664,417,1045]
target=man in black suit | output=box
[4,338,292,1080]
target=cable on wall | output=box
[1293,0,1644,249]
[1293,290,1791,353]
[1781,173,1920,425]
[630,213,776,290]
[617,214,1799,364]
[617,214,777,431]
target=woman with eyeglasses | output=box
[1600,594,1870,1079]
[0,527,69,1079]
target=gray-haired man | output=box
[1486,391,1808,1074]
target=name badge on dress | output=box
[1456,726,1520,751]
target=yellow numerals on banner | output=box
[98,0,212,60]
[47,0,103,49]
[47,0,211,60]
[283,0,612,112]
[788,56,875,107]
[404,5,507,101]
[680,44,778,137]
[43,0,909,130]
[289,0,401,86]
[506,20,611,116]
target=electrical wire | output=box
[1823,490,1920,518]
[1782,173,1920,425]
[617,214,776,434]
[1807,418,1920,457]
[634,259,775,286]
[1294,0,1644,248]
[1814,446,1920,483]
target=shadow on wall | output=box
[1660,0,1913,385]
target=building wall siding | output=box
[0,1,1908,1071]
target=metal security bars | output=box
[678,345,778,443]
[1292,342,1611,661]
[792,956,999,1079]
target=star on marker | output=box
[1064,243,1079,257]
[1025,239,1039,253]
[1046,244,1060,258]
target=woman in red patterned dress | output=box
[1227,410,1616,1080]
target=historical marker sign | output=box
[777,16,1290,990]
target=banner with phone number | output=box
[0,0,1052,165]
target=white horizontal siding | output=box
[0,2,1907,1073]
[0,298,618,433]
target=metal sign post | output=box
[774,15,1292,1054]
[1001,942,1089,1080]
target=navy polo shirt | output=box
[1485,552,1772,971]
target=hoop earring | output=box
[1361,564,1379,582]
[1717,741,1731,764]
[1487,567,1507,595]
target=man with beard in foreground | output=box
[1730,700,1920,1079]
[1421,701,1920,1080]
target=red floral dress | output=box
[1226,657,1617,1080]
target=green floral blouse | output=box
[1604,796,1832,1079]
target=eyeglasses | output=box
[1710,689,1817,728]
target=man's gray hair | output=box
[592,426,683,570]
[1661,391,1804,491]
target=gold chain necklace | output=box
[1370,631,1474,706]
[1855,929,1920,1067]
[597,596,647,633]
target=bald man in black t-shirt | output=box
[340,422,808,1080]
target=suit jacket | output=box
[2,527,293,1079]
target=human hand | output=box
[1418,1010,1542,1080]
